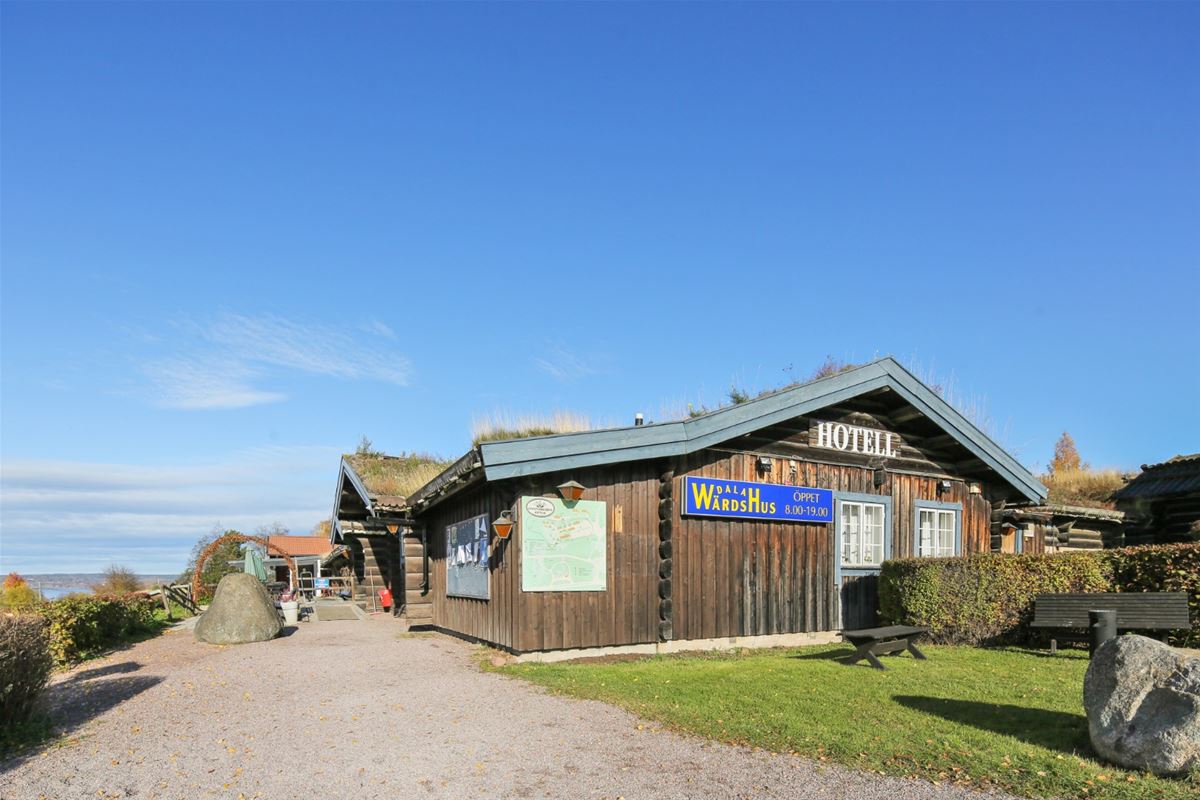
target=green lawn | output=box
[498,644,1197,800]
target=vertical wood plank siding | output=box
[421,462,662,652]
[671,449,993,642]
[419,444,995,652]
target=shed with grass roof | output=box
[336,358,1047,653]
[328,451,452,616]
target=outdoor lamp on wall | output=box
[385,522,399,535]
[873,467,887,488]
[938,479,953,495]
[491,510,515,539]
[557,480,586,503]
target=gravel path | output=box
[2,618,1015,800]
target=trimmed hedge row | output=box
[0,615,53,727]
[39,594,159,666]
[878,543,1200,646]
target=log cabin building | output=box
[991,504,1125,553]
[329,358,1047,656]
[1114,453,1200,545]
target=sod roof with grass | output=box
[342,452,455,510]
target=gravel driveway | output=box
[2,618,1014,800]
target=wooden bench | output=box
[841,625,929,670]
[1030,592,1190,653]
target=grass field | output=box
[498,644,1197,800]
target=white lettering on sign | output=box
[813,421,898,458]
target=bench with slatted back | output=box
[1030,592,1190,653]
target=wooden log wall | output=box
[1121,492,1200,545]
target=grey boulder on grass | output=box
[194,573,281,645]
[1083,634,1200,777]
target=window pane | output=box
[939,510,955,554]
[841,501,888,566]
[842,502,860,566]
[918,509,935,556]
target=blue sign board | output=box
[682,476,833,523]
[314,578,330,589]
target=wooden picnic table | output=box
[841,624,930,670]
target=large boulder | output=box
[194,573,281,645]
[1083,634,1200,777]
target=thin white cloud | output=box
[0,446,338,574]
[140,312,411,409]
[532,344,598,382]
[203,313,410,385]
[359,319,397,340]
[142,357,286,410]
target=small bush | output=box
[39,594,159,667]
[0,572,40,610]
[879,543,1200,646]
[0,615,53,726]
[92,564,143,595]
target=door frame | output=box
[832,491,893,629]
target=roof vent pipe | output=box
[634,413,644,426]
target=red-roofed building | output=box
[267,536,334,558]
[263,535,337,593]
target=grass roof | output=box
[344,451,455,499]
[1040,467,1128,509]
[471,411,597,445]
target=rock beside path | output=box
[194,573,281,645]
[1084,634,1200,777]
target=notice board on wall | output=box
[446,513,490,599]
[520,496,607,592]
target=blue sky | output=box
[2,2,1197,574]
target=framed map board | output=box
[446,513,490,599]
[520,496,607,592]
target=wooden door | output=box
[837,499,887,630]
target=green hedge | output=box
[0,615,53,726]
[878,543,1200,646]
[39,594,159,667]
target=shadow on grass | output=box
[893,695,1090,754]
[788,647,854,662]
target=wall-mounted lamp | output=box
[491,510,515,539]
[937,479,953,495]
[557,480,585,503]
[873,467,887,488]
[968,482,982,495]
[756,456,773,473]
[385,522,400,535]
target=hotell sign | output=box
[809,420,902,458]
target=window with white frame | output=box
[917,507,958,557]
[839,500,886,567]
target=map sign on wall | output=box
[446,513,490,599]
[520,496,607,592]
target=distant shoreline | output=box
[13,573,179,594]
[39,586,92,600]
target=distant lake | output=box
[39,587,91,600]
